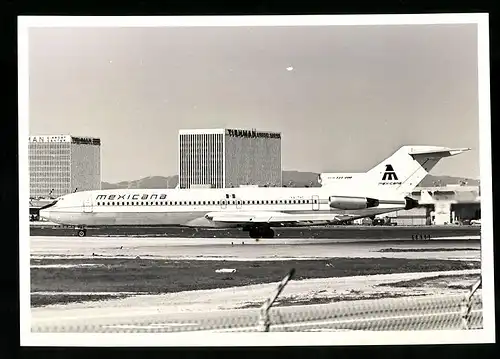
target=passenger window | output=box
[226,194,229,199]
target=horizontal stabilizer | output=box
[409,147,470,157]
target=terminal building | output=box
[178,128,282,189]
[29,134,102,199]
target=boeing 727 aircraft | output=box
[39,145,469,238]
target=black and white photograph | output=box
[18,14,494,346]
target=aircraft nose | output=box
[39,209,51,221]
[38,200,58,222]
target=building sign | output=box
[71,137,101,145]
[29,135,71,143]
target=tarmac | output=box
[29,224,481,240]
[30,236,481,261]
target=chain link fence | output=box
[32,271,482,333]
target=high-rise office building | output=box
[29,135,101,198]
[178,128,282,189]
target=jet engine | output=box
[329,196,380,210]
[404,196,419,210]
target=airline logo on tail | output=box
[382,164,398,181]
[380,164,402,185]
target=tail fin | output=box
[364,145,470,196]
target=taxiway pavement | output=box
[30,236,481,262]
[29,224,481,240]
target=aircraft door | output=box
[220,199,227,209]
[83,196,93,213]
[312,195,320,211]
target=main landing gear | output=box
[247,226,275,239]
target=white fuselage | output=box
[39,186,408,228]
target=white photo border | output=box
[18,13,494,346]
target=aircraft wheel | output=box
[262,228,275,239]
[248,227,260,239]
[77,229,87,237]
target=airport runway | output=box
[29,224,481,240]
[30,236,481,261]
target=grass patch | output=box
[30,257,480,307]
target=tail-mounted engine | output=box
[329,196,380,210]
[404,196,419,210]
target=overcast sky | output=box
[28,24,480,183]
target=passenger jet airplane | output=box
[39,145,469,238]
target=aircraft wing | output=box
[205,211,347,224]
[204,208,406,227]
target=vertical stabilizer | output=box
[364,145,470,196]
